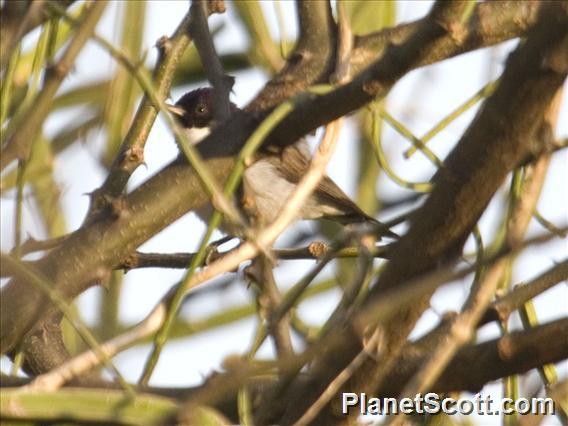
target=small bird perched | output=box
[168,88,397,239]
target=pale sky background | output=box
[1,1,566,424]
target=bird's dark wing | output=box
[277,143,375,223]
[257,143,398,238]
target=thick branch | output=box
[365,2,567,343]
[192,317,568,423]
[1,1,561,359]
[4,317,565,424]
[248,0,336,110]
[273,3,568,424]
[351,1,541,75]
[404,317,568,394]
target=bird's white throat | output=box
[180,126,211,145]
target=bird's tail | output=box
[330,213,399,240]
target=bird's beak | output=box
[165,103,185,117]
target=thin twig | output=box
[404,79,498,158]
[84,5,194,220]
[292,333,379,426]
[251,255,294,359]
[1,254,133,394]
[13,160,26,259]
[533,210,568,237]
[480,259,568,326]
[189,0,234,121]
[389,103,556,425]
[1,1,107,171]
[26,115,345,392]
[116,243,390,270]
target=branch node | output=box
[109,196,129,220]
[308,241,328,259]
[123,145,145,166]
[155,35,172,57]
[207,0,226,15]
[96,267,112,290]
[121,253,138,271]
[362,80,384,97]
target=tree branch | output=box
[392,135,554,417]
[351,1,541,75]
[368,0,566,354]
[481,261,568,326]
[117,243,390,271]
[5,317,565,424]
[189,0,233,121]
[248,0,336,110]
[1,0,561,364]
[84,5,197,223]
[272,4,568,420]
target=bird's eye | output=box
[196,104,207,115]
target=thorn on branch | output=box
[155,35,173,58]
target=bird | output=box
[167,87,397,239]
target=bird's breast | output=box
[242,159,334,223]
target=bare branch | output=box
[249,256,294,360]
[249,0,335,110]
[116,243,390,271]
[189,0,233,121]
[2,0,563,367]
[23,116,344,391]
[367,0,566,356]
[352,1,541,75]
[481,260,568,326]
[85,5,196,223]
[388,81,565,424]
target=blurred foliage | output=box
[0,388,179,424]
[325,0,397,287]
[0,1,564,424]
[233,0,284,72]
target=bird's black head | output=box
[171,88,237,129]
